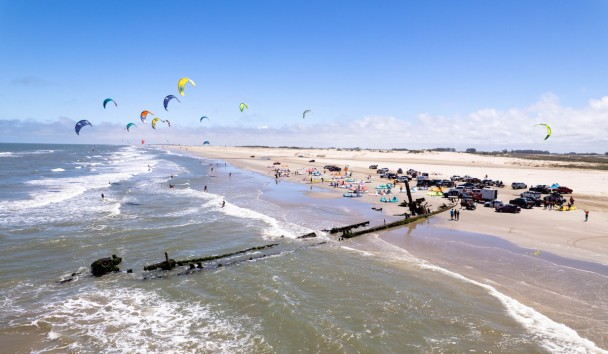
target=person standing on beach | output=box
[584,210,589,221]
[450,209,454,220]
[456,210,460,221]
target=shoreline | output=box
[165,145,608,348]
[169,145,608,266]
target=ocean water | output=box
[0,143,606,353]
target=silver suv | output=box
[511,182,527,189]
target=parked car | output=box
[509,197,535,209]
[377,168,389,174]
[521,191,541,200]
[396,175,410,182]
[544,194,566,204]
[308,159,315,163]
[324,165,341,172]
[369,164,378,169]
[511,182,527,189]
[484,200,504,208]
[530,185,551,194]
[523,197,542,207]
[443,189,461,198]
[495,204,521,213]
[556,186,573,194]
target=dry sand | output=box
[171,146,608,266]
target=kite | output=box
[535,123,552,140]
[203,140,210,145]
[239,103,248,112]
[140,110,153,123]
[164,95,181,111]
[75,120,92,135]
[200,116,209,122]
[126,123,137,132]
[178,77,196,96]
[151,117,161,129]
[103,98,117,109]
[303,109,311,119]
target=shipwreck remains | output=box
[323,221,370,234]
[340,203,454,239]
[143,243,281,271]
[91,254,123,277]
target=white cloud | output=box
[2,94,608,152]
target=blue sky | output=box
[2,0,608,152]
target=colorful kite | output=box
[178,77,196,96]
[164,95,181,111]
[75,120,92,135]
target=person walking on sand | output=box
[584,210,589,222]
[450,209,454,220]
[456,210,460,221]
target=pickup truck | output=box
[521,191,541,200]
[509,197,535,209]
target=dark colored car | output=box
[523,197,542,207]
[509,198,535,209]
[369,164,378,169]
[530,185,551,194]
[556,186,573,194]
[495,204,521,213]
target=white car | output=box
[484,200,504,208]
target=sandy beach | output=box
[174,145,608,266]
[166,145,608,348]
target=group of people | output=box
[450,208,461,221]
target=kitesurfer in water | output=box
[204,185,207,192]
[221,200,225,208]
[101,193,104,200]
